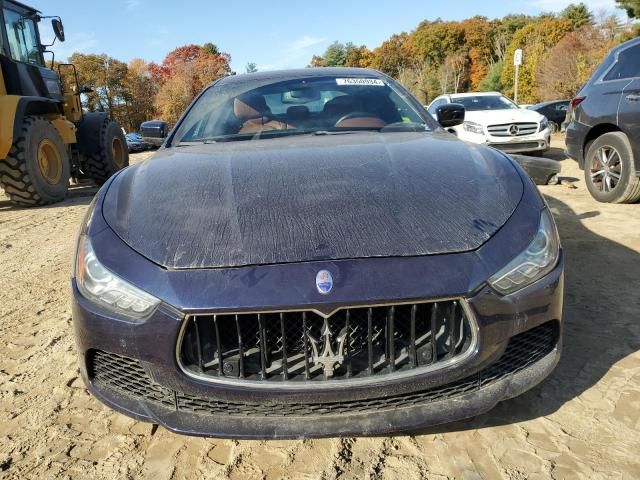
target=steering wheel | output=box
[334,111,379,126]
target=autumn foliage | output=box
[309,4,635,104]
[152,44,231,123]
[68,43,231,129]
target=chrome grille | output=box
[487,122,538,137]
[178,300,474,383]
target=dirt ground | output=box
[1,135,639,480]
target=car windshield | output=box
[172,75,430,144]
[452,95,518,111]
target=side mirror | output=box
[52,18,65,42]
[436,103,465,128]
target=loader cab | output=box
[0,0,62,100]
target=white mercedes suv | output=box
[427,92,551,154]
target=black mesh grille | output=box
[178,301,473,382]
[88,350,175,408]
[88,321,557,417]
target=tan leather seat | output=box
[322,95,385,128]
[234,94,286,134]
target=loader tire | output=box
[0,116,70,207]
[84,116,129,185]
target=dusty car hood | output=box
[102,132,524,269]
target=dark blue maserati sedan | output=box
[72,68,563,438]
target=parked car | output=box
[72,68,563,438]
[527,100,570,133]
[125,133,149,152]
[565,37,640,204]
[140,120,169,148]
[427,92,551,154]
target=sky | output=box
[32,0,626,72]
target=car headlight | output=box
[488,209,560,295]
[463,121,484,135]
[75,235,160,319]
[539,117,549,132]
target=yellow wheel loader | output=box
[0,0,128,206]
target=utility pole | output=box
[514,49,523,105]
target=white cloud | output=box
[258,35,328,71]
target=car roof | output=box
[216,67,384,86]
[607,36,640,57]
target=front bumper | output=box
[458,129,551,154]
[72,257,564,438]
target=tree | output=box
[323,41,348,66]
[616,0,640,18]
[122,58,157,132]
[460,16,495,89]
[397,60,439,103]
[561,3,594,28]
[153,43,231,124]
[309,42,373,68]
[537,25,614,100]
[344,44,373,67]
[442,53,468,93]
[69,53,128,121]
[370,33,411,77]
[478,61,504,91]
[500,18,573,103]
[246,62,258,73]
[203,42,220,56]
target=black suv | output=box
[565,37,640,203]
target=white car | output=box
[427,92,551,154]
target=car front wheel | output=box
[584,132,640,204]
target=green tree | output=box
[561,3,594,28]
[478,62,504,91]
[323,41,348,66]
[616,0,640,18]
[246,62,258,73]
[203,42,220,56]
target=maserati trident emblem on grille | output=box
[509,124,520,136]
[307,319,348,377]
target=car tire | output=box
[584,132,640,204]
[0,116,70,206]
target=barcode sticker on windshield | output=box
[336,78,385,86]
